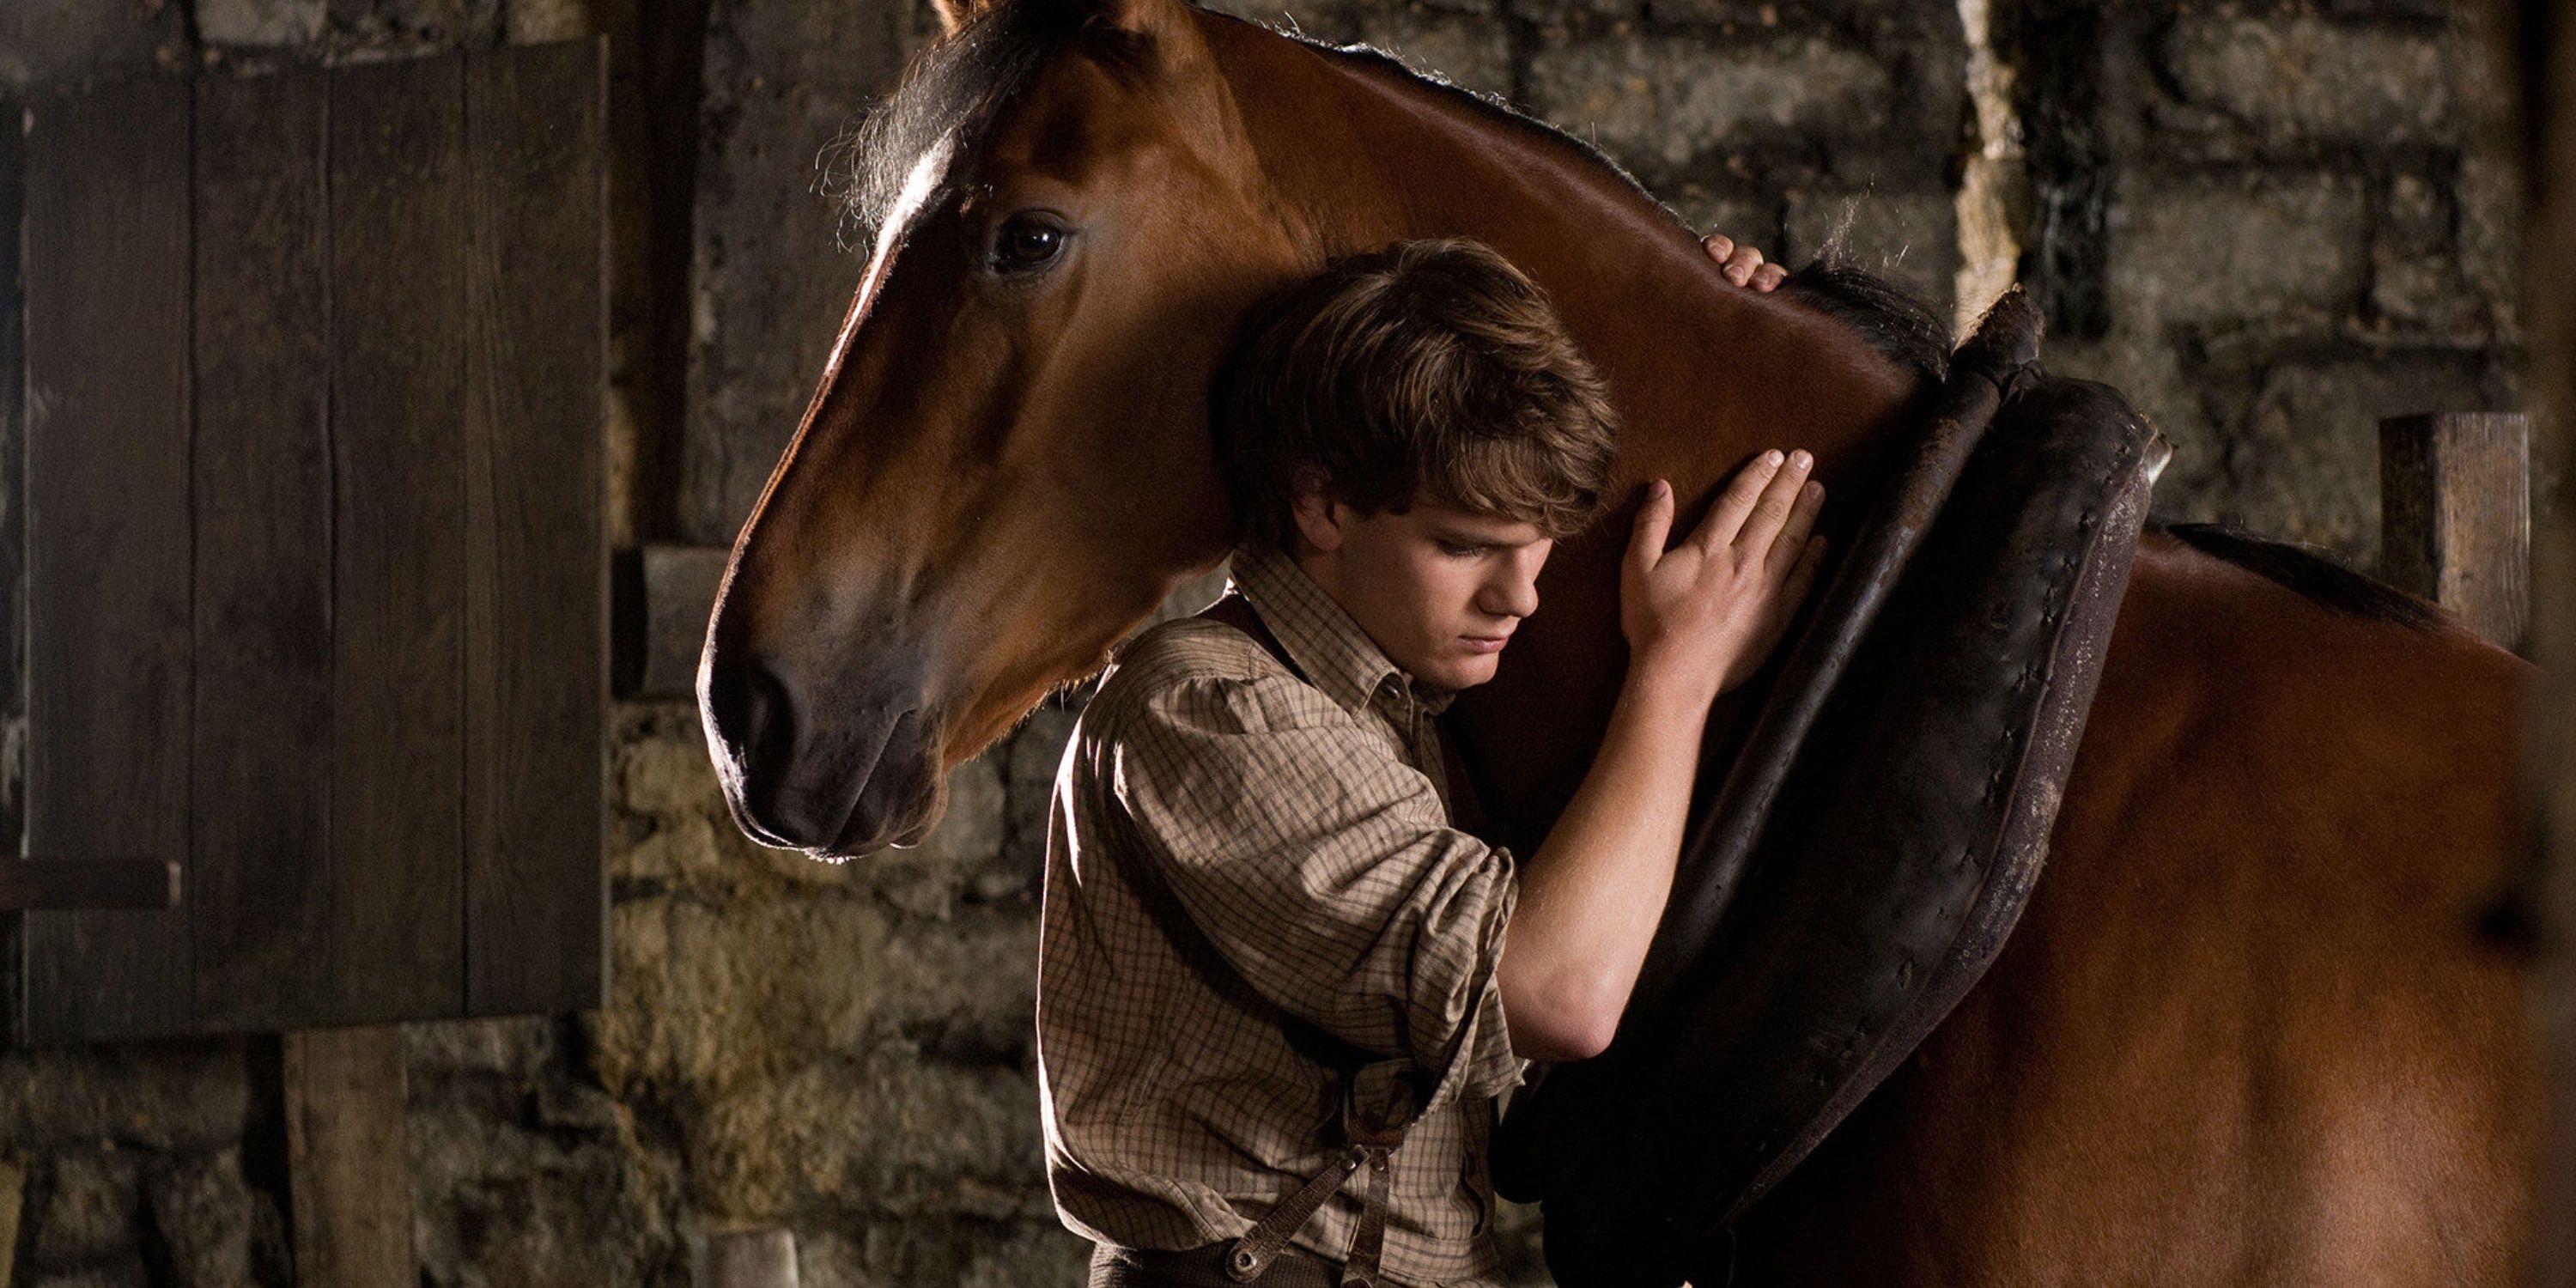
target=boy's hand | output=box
[1703,232,1788,291]
[1620,452,1826,703]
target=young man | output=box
[1037,236,1823,1287]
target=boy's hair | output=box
[1212,237,1620,550]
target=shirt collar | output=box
[1228,543,1460,720]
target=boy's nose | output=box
[1483,568,1540,619]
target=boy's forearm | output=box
[1498,663,1712,1060]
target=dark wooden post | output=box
[0,1158,24,1274]
[700,1229,799,1288]
[2526,0,2576,1280]
[2379,412,2530,649]
[283,1028,415,1288]
[0,860,178,910]
[630,544,732,698]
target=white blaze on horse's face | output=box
[700,0,1305,860]
[848,141,951,363]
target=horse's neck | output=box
[1198,12,1929,847]
[1199,11,1923,499]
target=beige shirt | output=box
[1037,543,1529,1285]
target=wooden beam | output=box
[629,544,730,700]
[700,1229,799,1288]
[2527,0,2576,1280]
[283,1026,415,1288]
[2379,411,2530,650]
[0,1156,23,1288]
[0,860,178,912]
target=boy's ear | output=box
[1288,468,1346,554]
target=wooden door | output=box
[16,38,609,1042]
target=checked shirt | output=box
[1036,542,1530,1285]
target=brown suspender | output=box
[1195,592,1414,1288]
[1221,1090,1406,1286]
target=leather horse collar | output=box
[1492,287,2171,1287]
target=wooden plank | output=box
[282,1026,415,1287]
[326,53,469,1025]
[461,38,609,1015]
[0,1156,23,1288]
[634,544,729,698]
[21,76,196,1044]
[2378,411,2531,650]
[189,68,335,1031]
[700,1229,800,1288]
[0,70,23,757]
[0,861,179,912]
[2530,1,2576,1281]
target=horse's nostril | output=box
[707,652,794,778]
[702,652,822,847]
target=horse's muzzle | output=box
[700,648,935,858]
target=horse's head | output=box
[699,0,1306,858]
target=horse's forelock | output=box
[820,0,1160,252]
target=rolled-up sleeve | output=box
[1104,671,1525,1107]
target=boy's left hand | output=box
[1702,232,1788,291]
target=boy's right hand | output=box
[1620,450,1826,703]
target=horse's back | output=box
[1738,530,2540,1287]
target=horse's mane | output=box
[1306,36,1955,386]
[829,0,2427,633]
[2153,521,2447,630]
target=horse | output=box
[693,0,2542,1279]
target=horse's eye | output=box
[991,216,1067,272]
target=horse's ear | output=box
[931,0,1001,39]
[932,0,1188,41]
[1094,0,1203,55]
[932,0,1205,62]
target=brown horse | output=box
[695,0,2541,1279]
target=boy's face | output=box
[1288,494,1553,693]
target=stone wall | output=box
[2003,0,2529,561]
[0,0,2531,1285]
